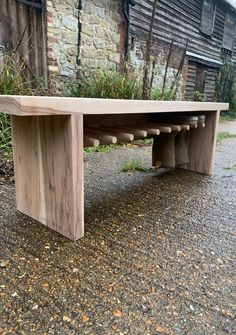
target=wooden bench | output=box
[0,96,228,240]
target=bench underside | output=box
[11,110,219,240]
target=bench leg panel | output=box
[11,114,84,241]
[180,111,220,175]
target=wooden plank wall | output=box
[185,63,197,101]
[130,0,236,101]
[0,0,47,83]
[130,0,236,62]
[185,63,217,101]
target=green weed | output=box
[84,144,122,154]
[217,132,236,144]
[122,159,146,172]
[68,70,142,100]
[225,163,236,170]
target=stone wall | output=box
[44,0,186,99]
[79,0,124,71]
[46,0,79,89]
[129,38,188,99]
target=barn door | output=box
[185,62,207,101]
[0,0,47,84]
[195,65,207,95]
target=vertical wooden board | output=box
[11,115,41,218]
[11,115,84,240]
[181,111,219,175]
[71,115,84,239]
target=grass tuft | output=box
[122,159,146,172]
[0,114,12,155]
[217,132,236,144]
[225,163,236,170]
[84,144,122,154]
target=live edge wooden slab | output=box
[0,95,229,241]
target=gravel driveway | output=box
[0,123,236,335]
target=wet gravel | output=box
[0,134,236,334]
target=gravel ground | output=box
[0,124,236,335]
[218,120,236,134]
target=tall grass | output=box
[0,53,46,155]
[0,114,12,155]
[69,71,143,100]
[66,70,176,101]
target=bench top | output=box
[0,95,229,116]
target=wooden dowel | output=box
[198,123,205,128]
[138,123,172,133]
[85,131,117,145]
[115,127,148,139]
[150,123,181,132]
[92,126,135,142]
[143,128,160,136]
[180,125,190,131]
[117,123,160,136]
[84,135,100,147]
[127,129,148,139]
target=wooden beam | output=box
[179,111,220,175]
[11,115,84,241]
[0,95,229,116]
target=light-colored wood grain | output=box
[88,126,135,142]
[2,96,228,241]
[114,123,161,136]
[175,130,190,165]
[0,95,229,116]
[84,136,100,147]
[152,132,178,168]
[85,130,117,145]
[180,111,220,175]
[148,123,181,132]
[11,114,84,240]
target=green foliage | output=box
[193,91,206,102]
[215,60,236,120]
[122,159,146,172]
[0,114,12,155]
[0,53,47,155]
[0,53,45,96]
[66,70,177,102]
[70,70,142,100]
[217,131,236,144]
[151,88,175,101]
[225,163,236,170]
[84,144,122,154]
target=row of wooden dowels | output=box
[84,115,205,147]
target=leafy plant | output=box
[0,114,12,155]
[69,70,142,100]
[0,52,47,155]
[215,60,236,120]
[151,88,175,101]
[84,144,122,154]
[194,91,206,102]
[122,159,146,172]
[0,53,46,96]
[217,131,236,144]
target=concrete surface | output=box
[0,122,236,335]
